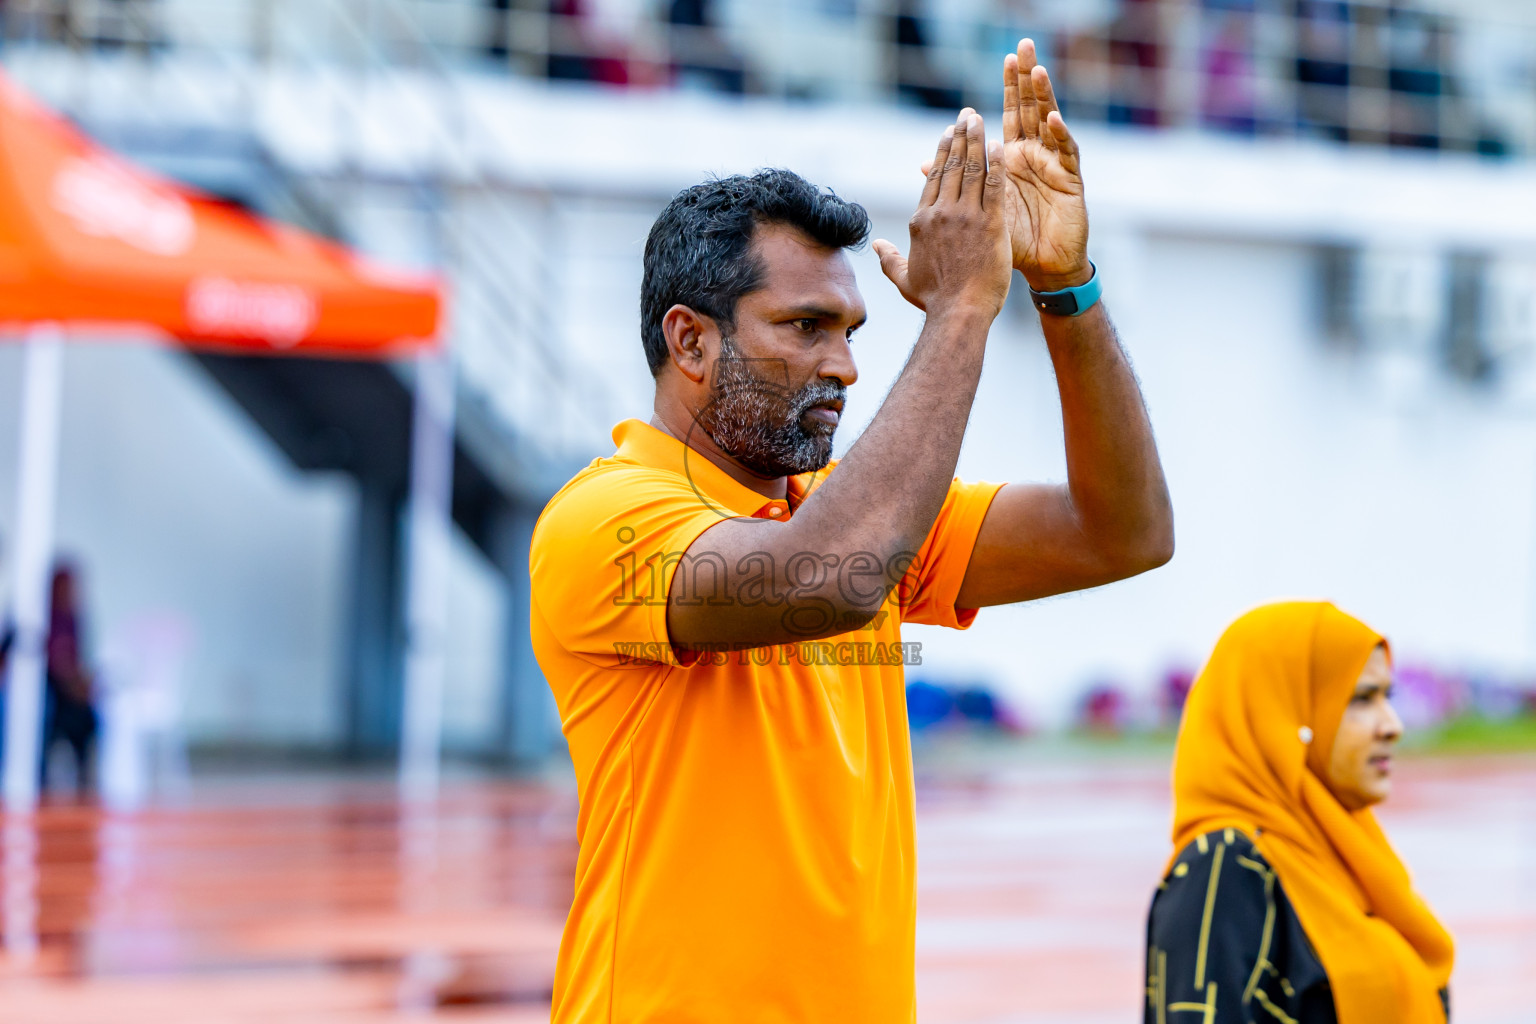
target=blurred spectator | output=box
[1058,27,1111,122]
[1385,7,1447,150]
[1390,664,1461,730]
[905,680,954,729]
[546,0,630,85]
[0,564,100,795]
[1158,667,1195,727]
[1056,0,1166,127]
[906,680,1026,734]
[892,0,964,111]
[1200,0,1257,134]
[667,0,751,95]
[43,565,100,794]
[1105,0,1166,126]
[1294,0,1353,142]
[952,686,998,725]
[1467,673,1529,720]
[1079,681,1130,735]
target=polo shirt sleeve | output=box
[529,466,726,668]
[895,478,1003,629]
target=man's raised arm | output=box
[668,113,1012,651]
[956,41,1174,609]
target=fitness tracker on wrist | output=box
[1028,262,1101,317]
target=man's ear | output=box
[662,304,718,384]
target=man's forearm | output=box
[667,307,995,650]
[1041,304,1173,567]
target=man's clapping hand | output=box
[908,40,1092,296]
[872,111,1012,319]
[1001,39,1091,292]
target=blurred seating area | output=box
[3,0,1534,155]
[1066,660,1536,745]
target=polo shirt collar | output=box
[612,419,822,520]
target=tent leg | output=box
[4,327,64,811]
[2,327,62,965]
[399,349,455,804]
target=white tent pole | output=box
[399,347,455,804]
[4,326,64,811]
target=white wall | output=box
[0,341,353,745]
[897,236,1536,724]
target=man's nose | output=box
[821,337,858,388]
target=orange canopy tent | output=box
[0,71,448,810]
[0,72,440,353]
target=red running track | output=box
[0,754,1530,1023]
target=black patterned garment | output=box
[1145,829,1336,1024]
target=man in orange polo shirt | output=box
[530,41,1174,1022]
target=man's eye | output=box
[793,319,817,333]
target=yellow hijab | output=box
[1171,602,1454,1024]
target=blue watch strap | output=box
[1028,262,1101,317]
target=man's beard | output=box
[695,335,845,478]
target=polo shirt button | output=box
[767,506,782,517]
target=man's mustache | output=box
[791,381,847,418]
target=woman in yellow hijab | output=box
[1144,602,1454,1023]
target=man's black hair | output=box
[640,169,871,376]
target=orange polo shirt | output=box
[530,419,1001,1023]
